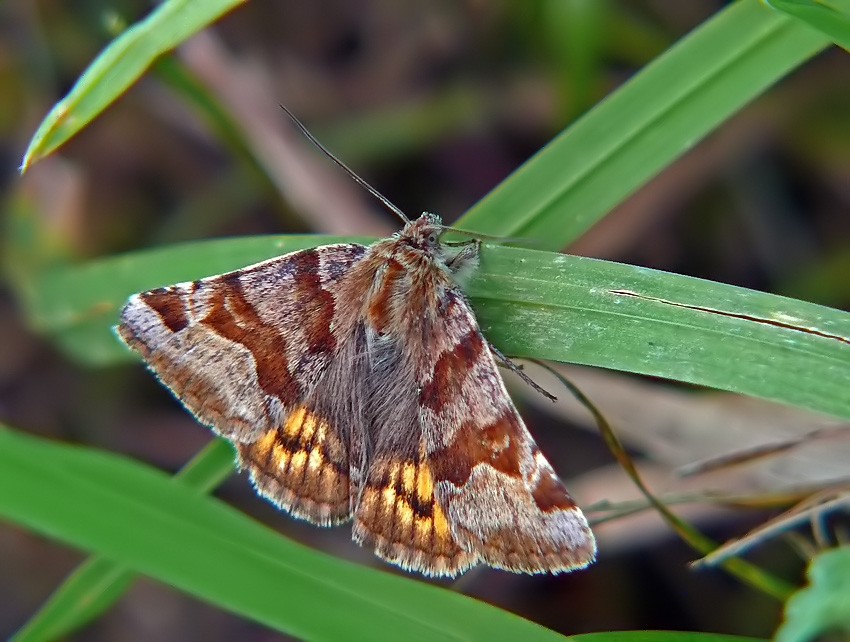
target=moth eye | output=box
[427,232,439,245]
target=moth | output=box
[117,109,596,577]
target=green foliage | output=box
[9,439,236,641]
[767,0,850,51]
[20,0,244,170]
[5,0,849,639]
[775,547,850,642]
[460,0,827,247]
[0,426,565,641]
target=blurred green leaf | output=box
[0,425,565,641]
[541,0,609,117]
[20,0,245,171]
[12,557,136,642]
[318,87,486,166]
[766,0,850,51]
[775,547,850,642]
[779,246,850,308]
[21,238,850,420]
[458,0,828,249]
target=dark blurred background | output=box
[2,1,849,640]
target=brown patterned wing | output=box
[419,290,597,575]
[349,269,595,576]
[117,243,367,525]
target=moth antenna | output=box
[279,104,411,224]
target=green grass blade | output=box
[12,557,136,642]
[456,0,829,248]
[0,425,565,641]
[20,0,245,171]
[766,0,850,50]
[12,440,236,641]
[22,238,850,420]
[470,247,850,420]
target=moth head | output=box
[398,213,480,280]
[400,212,445,252]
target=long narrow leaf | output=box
[22,239,850,420]
[457,0,828,248]
[20,0,245,170]
[0,425,565,641]
[766,0,850,51]
[11,440,236,641]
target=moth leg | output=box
[443,238,480,276]
[488,341,557,402]
[442,237,478,248]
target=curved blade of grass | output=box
[20,0,245,171]
[0,425,566,641]
[766,0,850,51]
[695,491,850,569]
[12,557,135,642]
[22,238,850,420]
[12,439,235,641]
[545,367,792,600]
[456,0,828,248]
